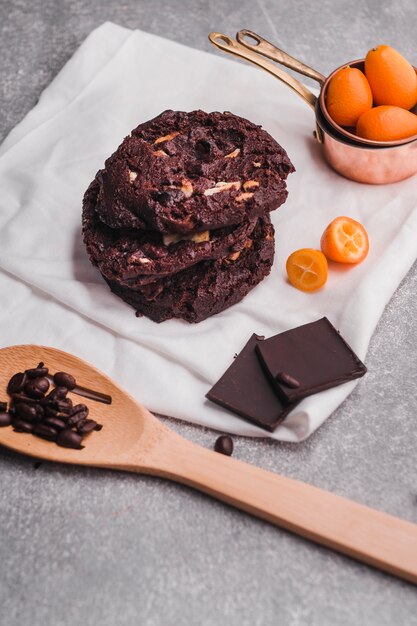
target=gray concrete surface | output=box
[1,1,417,624]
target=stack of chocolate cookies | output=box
[82,110,294,323]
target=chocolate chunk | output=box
[206,334,298,431]
[0,401,7,412]
[256,317,367,403]
[214,435,234,456]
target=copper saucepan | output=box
[208,30,417,184]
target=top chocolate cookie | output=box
[94,110,294,233]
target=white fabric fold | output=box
[0,22,416,442]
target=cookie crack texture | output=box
[94,109,294,233]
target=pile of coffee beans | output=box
[0,362,103,449]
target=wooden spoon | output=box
[1,344,417,584]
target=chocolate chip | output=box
[33,423,58,441]
[0,412,12,427]
[25,377,50,399]
[56,429,84,450]
[13,420,34,433]
[14,403,38,422]
[275,371,300,389]
[214,435,234,456]
[7,372,27,394]
[76,419,98,435]
[0,401,7,412]
[53,372,76,390]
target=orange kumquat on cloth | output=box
[320,216,369,264]
[286,249,328,292]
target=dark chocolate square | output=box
[255,317,367,403]
[206,334,298,431]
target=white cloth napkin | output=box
[0,22,416,442]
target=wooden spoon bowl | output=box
[1,344,417,585]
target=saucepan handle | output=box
[208,32,317,111]
[236,29,326,85]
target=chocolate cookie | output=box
[83,180,258,288]
[93,110,294,233]
[103,217,275,323]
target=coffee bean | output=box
[25,377,50,399]
[55,412,70,421]
[71,403,88,416]
[44,405,58,418]
[68,404,89,426]
[11,392,39,405]
[42,395,72,415]
[14,403,38,423]
[53,372,76,391]
[34,404,45,420]
[56,398,73,413]
[43,417,67,431]
[7,372,27,394]
[13,420,34,433]
[214,435,234,456]
[0,412,12,427]
[6,361,102,451]
[76,419,98,435]
[26,366,49,379]
[275,371,300,389]
[47,386,68,401]
[33,423,58,441]
[56,429,84,450]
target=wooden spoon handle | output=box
[147,433,417,584]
